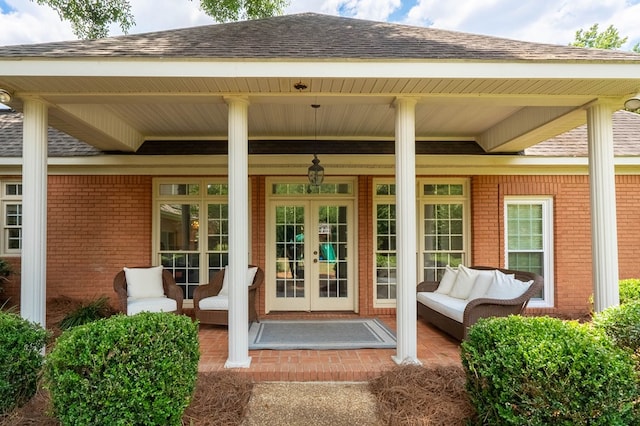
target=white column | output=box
[392,97,420,365]
[20,99,48,327]
[587,102,620,311]
[224,96,251,368]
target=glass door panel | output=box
[268,199,354,312]
[271,204,309,311]
[311,203,353,311]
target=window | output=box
[372,179,470,307]
[374,183,396,307]
[2,182,22,255]
[504,197,554,307]
[154,179,229,300]
[420,180,469,282]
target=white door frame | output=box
[265,178,357,313]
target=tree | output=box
[570,23,627,49]
[571,24,640,113]
[33,0,288,39]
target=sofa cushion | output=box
[417,292,467,323]
[485,270,533,300]
[466,269,496,300]
[199,295,229,311]
[219,266,258,296]
[124,266,164,298]
[127,296,176,315]
[434,265,458,295]
[449,265,478,299]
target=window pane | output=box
[422,202,464,281]
[5,184,22,196]
[6,204,21,226]
[159,204,199,251]
[375,202,396,300]
[162,253,200,299]
[272,183,352,195]
[159,183,200,196]
[206,183,229,196]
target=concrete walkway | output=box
[242,382,383,425]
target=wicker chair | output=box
[113,267,184,315]
[193,265,264,326]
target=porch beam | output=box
[587,101,620,311]
[224,95,251,368]
[478,106,584,153]
[20,98,48,327]
[392,96,420,365]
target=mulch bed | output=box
[369,364,476,425]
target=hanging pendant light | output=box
[308,104,325,186]
[308,154,324,186]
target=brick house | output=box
[1,13,640,367]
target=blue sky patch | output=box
[0,0,15,13]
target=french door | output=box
[268,199,354,311]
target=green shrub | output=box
[461,315,639,425]
[0,311,49,414]
[44,312,200,426]
[58,295,114,330]
[620,279,640,304]
[593,301,640,355]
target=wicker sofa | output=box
[417,266,543,341]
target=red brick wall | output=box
[472,174,640,318]
[45,175,153,309]
[6,173,640,320]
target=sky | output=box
[1,0,640,49]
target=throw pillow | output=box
[218,266,230,296]
[219,266,259,296]
[124,266,164,298]
[485,271,533,300]
[449,265,478,299]
[434,265,458,295]
[466,269,495,300]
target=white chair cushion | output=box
[485,270,533,300]
[434,265,458,295]
[449,265,478,299]
[124,266,164,298]
[127,296,176,315]
[198,295,229,311]
[218,266,259,297]
[417,292,467,323]
[466,269,498,300]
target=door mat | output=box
[248,318,396,350]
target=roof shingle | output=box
[1,13,639,62]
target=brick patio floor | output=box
[196,315,461,382]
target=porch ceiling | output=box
[3,73,639,154]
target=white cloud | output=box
[0,0,74,45]
[405,0,640,48]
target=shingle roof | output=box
[526,110,640,156]
[1,13,639,61]
[0,110,102,157]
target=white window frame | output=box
[1,181,22,256]
[504,196,554,308]
[372,179,396,308]
[418,178,471,282]
[152,178,231,302]
[372,178,470,307]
